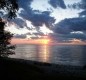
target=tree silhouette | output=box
[0,0,18,19]
[0,0,18,57]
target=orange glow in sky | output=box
[11,38,86,45]
[11,38,50,45]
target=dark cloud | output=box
[14,34,26,38]
[11,18,27,28]
[17,0,56,28]
[52,0,86,40]
[18,0,33,10]
[79,10,86,17]
[69,33,86,40]
[51,32,86,41]
[48,0,66,9]
[67,0,86,17]
[19,10,55,28]
[54,19,72,34]
[29,11,55,27]
[54,17,86,34]
[4,0,86,40]
[79,0,86,17]
[48,33,69,42]
[2,0,67,30]
[0,11,3,16]
[80,0,86,9]
[18,0,33,18]
[53,16,86,40]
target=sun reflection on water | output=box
[38,44,50,62]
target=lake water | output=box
[9,44,86,66]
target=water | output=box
[9,44,86,66]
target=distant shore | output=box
[0,57,86,80]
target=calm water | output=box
[9,44,86,66]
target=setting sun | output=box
[39,39,50,44]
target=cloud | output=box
[0,11,3,16]
[3,0,86,40]
[79,0,86,17]
[67,0,86,17]
[79,10,86,17]
[48,0,66,9]
[11,18,27,28]
[66,33,86,40]
[14,34,26,38]
[29,11,55,27]
[18,0,33,9]
[53,16,86,40]
[54,17,86,34]
[79,0,86,9]
[15,0,55,29]
[53,19,72,34]
[51,0,86,40]
[51,31,86,41]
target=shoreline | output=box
[0,57,86,79]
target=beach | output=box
[0,57,86,80]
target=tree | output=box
[0,0,18,19]
[0,19,15,57]
[0,0,18,57]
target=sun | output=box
[40,39,50,44]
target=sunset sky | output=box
[2,0,86,42]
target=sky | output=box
[2,0,86,41]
